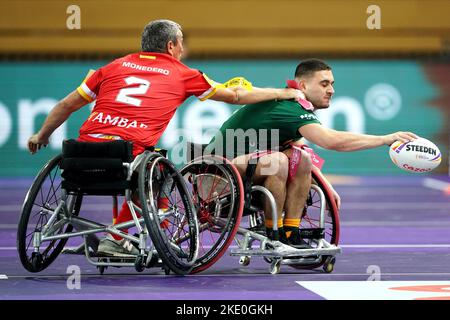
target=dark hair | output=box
[141,19,181,53]
[294,59,332,78]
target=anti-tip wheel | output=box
[239,256,251,266]
[31,252,43,271]
[163,265,171,275]
[270,259,281,275]
[322,256,336,273]
[97,258,107,275]
[134,255,146,272]
[98,266,107,275]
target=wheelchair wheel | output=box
[289,168,340,270]
[180,155,244,274]
[17,154,82,272]
[138,154,199,275]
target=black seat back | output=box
[62,139,133,162]
[60,139,134,195]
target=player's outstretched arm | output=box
[210,86,302,105]
[28,90,88,154]
[299,123,417,152]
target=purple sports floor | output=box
[1,175,449,300]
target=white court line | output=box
[0,275,8,280]
[423,178,450,192]
[2,221,450,229]
[341,221,450,227]
[0,246,79,250]
[1,202,449,213]
[0,204,113,212]
[338,189,444,195]
[4,272,450,279]
[342,203,450,210]
[1,244,450,251]
[341,244,450,248]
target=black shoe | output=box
[266,227,287,243]
[282,227,311,249]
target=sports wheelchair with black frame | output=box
[181,142,341,274]
[17,139,200,275]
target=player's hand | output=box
[292,89,314,111]
[282,88,301,99]
[331,187,341,210]
[382,132,418,146]
[28,134,49,154]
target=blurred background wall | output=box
[0,0,448,176]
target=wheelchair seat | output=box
[60,139,135,195]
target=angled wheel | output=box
[180,155,244,274]
[289,167,340,271]
[138,154,199,275]
[17,154,82,272]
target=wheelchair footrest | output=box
[94,254,136,262]
[231,246,341,259]
[299,228,325,239]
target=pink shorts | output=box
[246,144,324,182]
[288,143,325,182]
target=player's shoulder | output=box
[272,100,320,120]
[173,60,201,76]
[277,99,313,113]
[278,99,299,107]
[96,53,137,71]
[268,99,301,113]
[109,52,141,65]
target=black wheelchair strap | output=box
[243,160,258,210]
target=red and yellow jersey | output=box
[77,52,220,149]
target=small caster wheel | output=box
[98,266,107,275]
[31,252,43,271]
[134,255,145,272]
[322,256,336,273]
[239,256,251,266]
[162,265,171,275]
[270,259,281,275]
[97,258,108,275]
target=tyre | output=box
[180,155,244,274]
[17,154,82,272]
[138,154,199,275]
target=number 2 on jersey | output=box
[116,76,150,107]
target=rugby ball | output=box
[389,137,441,173]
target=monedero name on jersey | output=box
[88,112,148,129]
[122,62,170,75]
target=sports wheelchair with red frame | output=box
[181,142,341,274]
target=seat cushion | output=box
[62,139,133,162]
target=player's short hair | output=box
[294,59,332,79]
[141,19,182,53]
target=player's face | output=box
[172,30,185,61]
[303,70,335,109]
